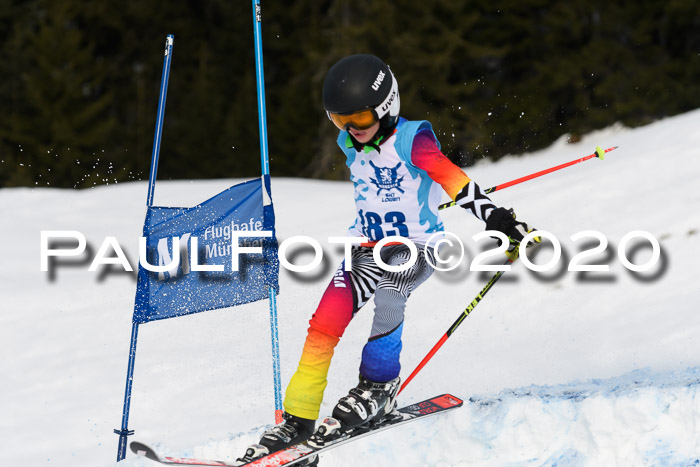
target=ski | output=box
[130,441,235,466]
[130,393,463,466]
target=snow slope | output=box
[1,109,699,467]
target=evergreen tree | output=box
[1,1,117,187]
[0,0,698,187]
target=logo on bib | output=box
[369,161,404,195]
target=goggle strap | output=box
[374,70,398,119]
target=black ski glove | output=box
[485,207,538,246]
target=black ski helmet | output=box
[323,54,400,131]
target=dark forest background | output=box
[1,0,698,188]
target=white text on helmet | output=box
[372,70,386,91]
[380,89,397,113]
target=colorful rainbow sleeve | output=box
[410,129,471,200]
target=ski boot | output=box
[331,375,401,428]
[307,376,400,449]
[236,412,318,466]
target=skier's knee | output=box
[308,314,346,339]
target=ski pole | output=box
[438,145,617,211]
[398,255,515,395]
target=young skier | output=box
[242,54,536,465]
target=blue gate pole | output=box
[251,0,283,424]
[115,34,174,461]
[146,35,175,208]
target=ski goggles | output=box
[327,108,379,131]
[326,70,399,131]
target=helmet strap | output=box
[347,122,398,154]
[348,134,364,152]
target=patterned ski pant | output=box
[283,244,434,420]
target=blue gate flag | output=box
[133,175,279,324]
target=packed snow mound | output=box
[459,367,700,467]
[115,367,700,467]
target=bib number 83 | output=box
[360,210,409,241]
